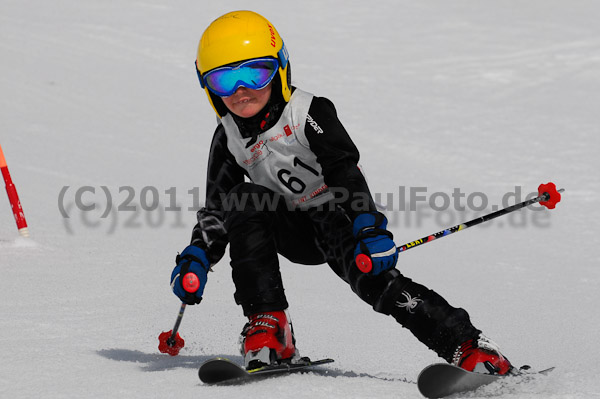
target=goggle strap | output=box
[195,61,206,89]
[278,41,289,69]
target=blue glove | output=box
[170,245,210,305]
[353,212,398,275]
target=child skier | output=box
[170,10,513,374]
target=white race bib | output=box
[221,89,334,209]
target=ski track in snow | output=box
[1,1,599,398]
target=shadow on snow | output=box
[97,348,240,372]
[96,348,415,384]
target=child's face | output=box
[221,83,272,119]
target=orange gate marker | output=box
[0,144,29,237]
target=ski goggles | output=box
[199,57,279,98]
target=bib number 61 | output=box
[277,157,320,194]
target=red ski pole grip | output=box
[355,254,373,273]
[182,272,200,293]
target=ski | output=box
[417,363,555,398]
[198,356,335,384]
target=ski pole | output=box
[158,273,200,356]
[356,182,564,273]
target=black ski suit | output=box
[188,87,480,362]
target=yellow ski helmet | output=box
[196,10,291,118]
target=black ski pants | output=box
[223,183,481,362]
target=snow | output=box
[1,0,599,398]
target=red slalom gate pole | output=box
[0,144,29,237]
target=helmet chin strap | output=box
[233,96,285,149]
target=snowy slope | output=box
[1,0,599,398]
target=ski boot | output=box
[452,335,514,375]
[239,310,298,369]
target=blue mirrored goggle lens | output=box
[204,59,279,97]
